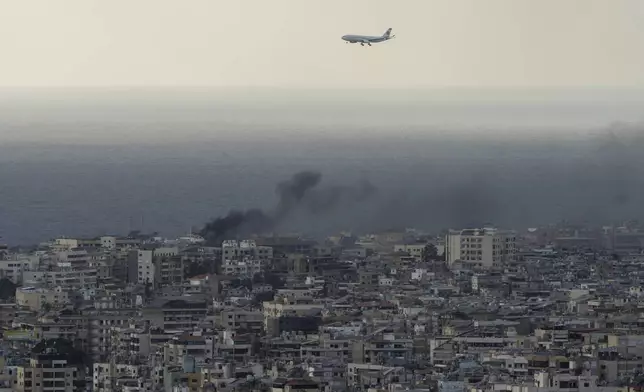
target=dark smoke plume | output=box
[275,171,322,218]
[200,171,376,245]
[200,209,273,245]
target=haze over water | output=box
[2,89,644,245]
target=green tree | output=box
[31,338,87,366]
[0,278,17,300]
[421,244,439,262]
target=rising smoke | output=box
[200,125,644,244]
[200,171,377,244]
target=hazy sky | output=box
[1,0,644,88]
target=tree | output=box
[144,282,153,298]
[263,273,285,289]
[31,338,87,366]
[254,291,275,304]
[421,244,439,262]
[230,278,252,290]
[185,262,210,278]
[0,278,16,300]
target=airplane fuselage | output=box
[341,29,393,46]
[341,35,387,44]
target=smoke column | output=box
[200,171,377,245]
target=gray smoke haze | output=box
[200,171,378,244]
[270,124,644,237]
[4,112,644,245]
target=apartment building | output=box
[446,228,517,268]
[222,240,273,262]
[54,249,91,268]
[0,256,39,285]
[163,332,215,366]
[218,309,264,335]
[15,287,69,311]
[143,298,208,331]
[393,243,427,260]
[52,236,141,252]
[15,354,79,392]
[93,363,141,392]
[263,299,325,337]
[222,259,264,277]
[47,266,98,290]
[132,247,183,287]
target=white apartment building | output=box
[55,249,90,267]
[93,363,140,392]
[222,240,273,262]
[137,250,155,285]
[0,256,39,284]
[446,228,517,268]
[136,248,182,286]
[52,236,140,251]
[222,259,264,277]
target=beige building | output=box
[393,243,427,259]
[16,354,79,392]
[446,228,516,268]
[15,287,69,311]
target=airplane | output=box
[341,28,395,46]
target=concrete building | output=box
[93,362,141,392]
[222,259,264,277]
[134,247,183,287]
[16,354,79,392]
[222,240,273,262]
[263,299,325,337]
[143,298,208,331]
[446,228,517,268]
[15,287,69,311]
[0,256,39,285]
[52,236,141,251]
[393,243,427,260]
[55,249,90,267]
[46,266,98,289]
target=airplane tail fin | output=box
[383,28,392,38]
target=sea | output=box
[1,88,644,245]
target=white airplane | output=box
[342,28,395,46]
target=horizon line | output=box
[1,85,644,91]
